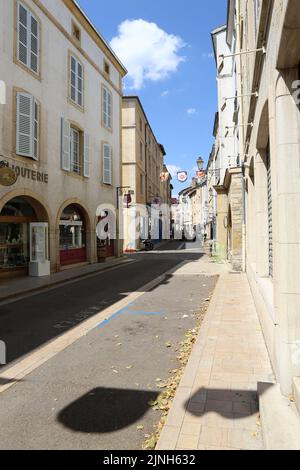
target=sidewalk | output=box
[0,257,134,303]
[156,264,275,450]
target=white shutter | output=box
[83,133,90,178]
[102,87,107,126]
[103,144,112,184]
[30,14,39,74]
[77,62,83,107]
[17,2,39,74]
[17,2,28,67]
[70,55,83,107]
[61,118,70,171]
[16,92,33,157]
[33,99,39,161]
[107,91,112,128]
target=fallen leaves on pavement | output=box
[142,302,210,450]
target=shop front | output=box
[0,196,49,277]
[96,211,115,260]
[59,205,87,267]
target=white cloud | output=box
[161,90,170,97]
[167,164,181,178]
[110,19,186,89]
[202,52,214,59]
[186,108,198,115]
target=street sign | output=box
[0,165,17,186]
[177,171,188,183]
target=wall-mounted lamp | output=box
[197,157,204,171]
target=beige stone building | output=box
[214,0,300,409]
[210,20,244,270]
[235,0,300,403]
[0,0,126,277]
[121,96,170,251]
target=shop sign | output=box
[0,160,48,184]
[0,163,18,187]
[177,171,188,183]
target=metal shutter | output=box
[267,143,273,277]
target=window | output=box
[16,92,39,160]
[61,119,90,177]
[102,86,112,129]
[104,60,110,76]
[140,174,144,195]
[254,0,261,37]
[103,143,112,184]
[140,142,143,161]
[139,118,142,132]
[70,54,83,107]
[17,1,40,75]
[72,22,81,43]
[70,128,80,174]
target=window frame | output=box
[68,51,84,110]
[16,90,40,161]
[102,142,112,185]
[102,85,113,131]
[15,0,41,78]
[70,127,81,175]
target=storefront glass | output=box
[0,222,29,269]
[0,197,37,273]
[59,205,86,266]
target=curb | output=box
[0,258,134,304]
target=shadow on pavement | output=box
[0,243,204,369]
[185,386,274,418]
[57,387,158,433]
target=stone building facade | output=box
[210,20,244,269]
[0,0,126,277]
[238,0,300,402]
[121,96,169,251]
[224,0,300,408]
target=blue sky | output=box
[77,0,227,195]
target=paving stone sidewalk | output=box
[156,265,275,450]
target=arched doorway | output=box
[0,196,49,277]
[96,209,115,260]
[59,204,87,266]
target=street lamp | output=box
[197,157,204,171]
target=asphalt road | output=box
[0,240,218,450]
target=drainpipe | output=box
[145,123,149,238]
[236,0,247,272]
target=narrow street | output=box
[0,241,218,450]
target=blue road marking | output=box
[98,303,163,328]
[98,303,133,329]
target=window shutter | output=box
[83,133,90,178]
[17,2,39,74]
[70,55,83,107]
[102,87,107,126]
[102,87,112,129]
[103,144,112,184]
[77,62,83,107]
[33,99,39,160]
[16,92,33,157]
[61,118,71,171]
[30,15,39,74]
[17,2,29,67]
[107,91,112,128]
